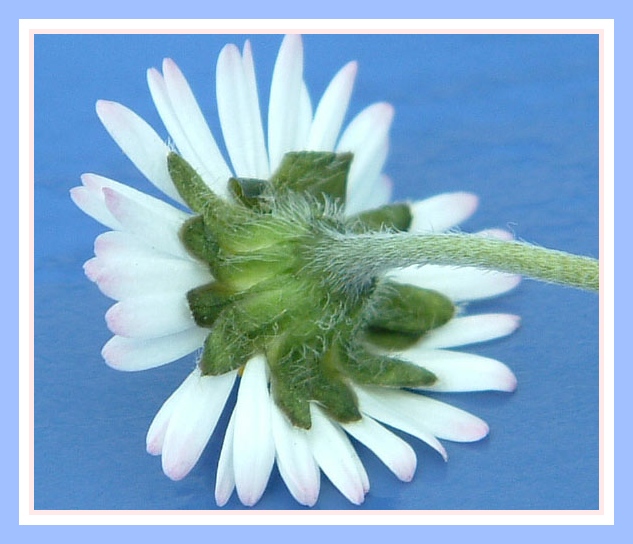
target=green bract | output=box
[168,151,455,429]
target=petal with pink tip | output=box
[409,192,479,233]
[93,230,198,264]
[95,100,183,204]
[146,370,199,456]
[70,186,120,230]
[232,356,276,506]
[307,405,368,505]
[271,402,320,507]
[354,386,447,460]
[362,387,489,443]
[84,252,211,301]
[307,61,357,152]
[400,349,518,393]
[418,314,521,349]
[102,328,208,371]
[161,370,236,481]
[105,292,194,339]
[215,411,237,507]
[102,187,191,259]
[77,172,166,231]
[342,416,417,482]
[82,173,178,213]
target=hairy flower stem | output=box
[313,232,599,293]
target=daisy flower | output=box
[71,34,523,507]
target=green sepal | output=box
[229,177,272,210]
[270,151,352,205]
[186,282,235,329]
[367,281,455,337]
[267,342,316,429]
[179,215,219,263]
[314,345,361,422]
[270,376,312,429]
[208,279,302,337]
[351,203,412,232]
[362,282,455,350]
[167,152,220,214]
[339,346,437,387]
[361,329,424,351]
[268,342,361,429]
[312,375,361,423]
[168,152,253,234]
[198,312,254,376]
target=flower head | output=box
[71,35,521,507]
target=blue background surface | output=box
[33,33,599,512]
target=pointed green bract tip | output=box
[167,152,218,213]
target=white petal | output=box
[355,386,447,460]
[105,292,195,338]
[337,102,394,199]
[161,59,233,194]
[271,402,320,507]
[342,416,417,482]
[81,173,171,212]
[345,174,393,216]
[70,186,120,230]
[240,41,271,177]
[400,349,518,393]
[102,328,208,371]
[268,34,304,172]
[102,187,191,259]
[295,81,313,150]
[146,371,198,456]
[307,405,368,505]
[146,69,209,187]
[361,388,488,443]
[147,66,230,197]
[387,264,521,301]
[95,100,183,204]
[417,314,521,349]
[74,172,175,232]
[161,369,236,480]
[216,43,269,179]
[307,61,357,151]
[232,356,275,506]
[215,411,237,507]
[84,252,211,301]
[93,230,196,263]
[409,193,479,233]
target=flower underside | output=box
[170,150,455,429]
